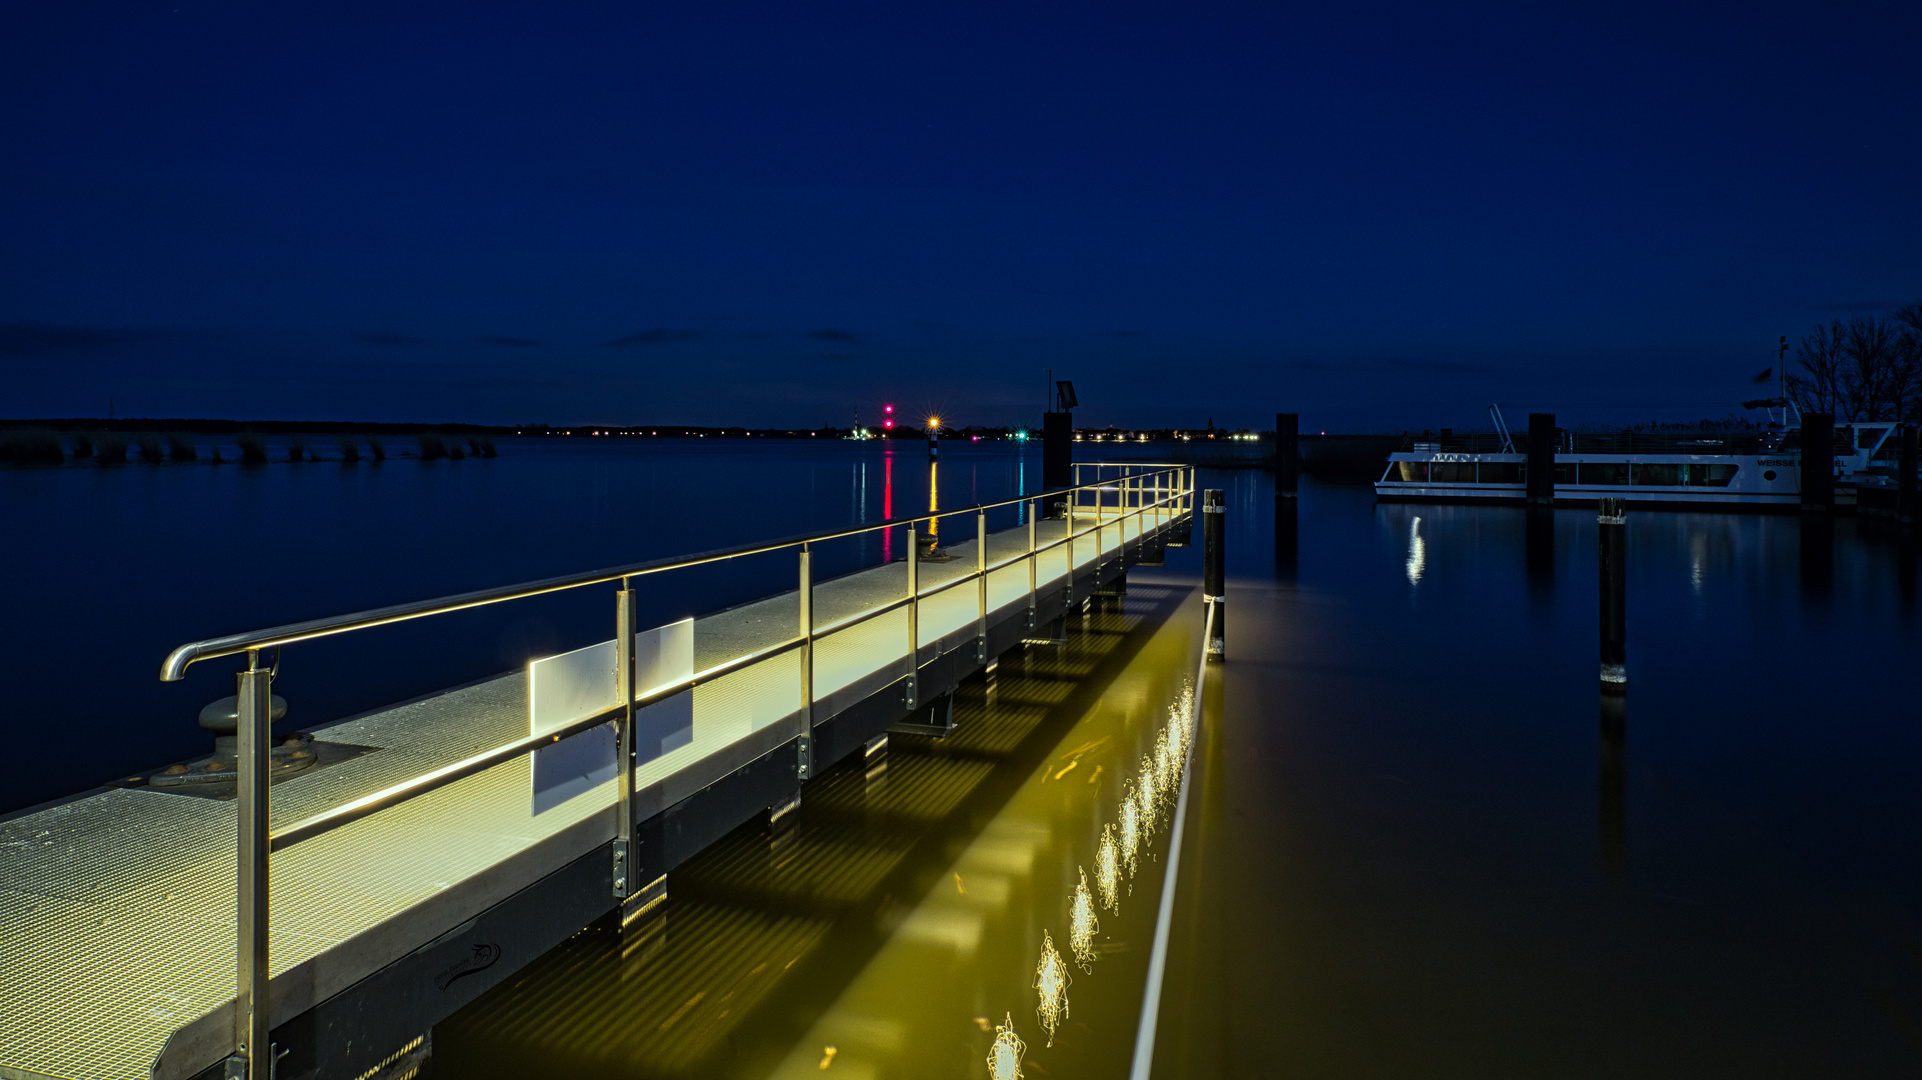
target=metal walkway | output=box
[0,463,1192,1080]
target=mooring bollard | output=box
[1598,496,1626,692]
[1203,488,1226,661]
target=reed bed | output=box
[0,429,65,465]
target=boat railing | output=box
[158,459,1196,1079]
[1395,430,1784,456]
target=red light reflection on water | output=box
[882,450,894,562]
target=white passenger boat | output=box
[1375,406,1905,509]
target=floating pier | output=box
[0,463,1195,1080]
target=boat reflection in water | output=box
[436,580,1206,1079]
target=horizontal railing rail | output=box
[161,460,1194,1080]
[162,462,1191,681]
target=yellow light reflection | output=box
[1136,753,1160,835]
[1069,869,1099,972]
[1095,825,1120,912]
[1118,782,1140,880]
[987,1013,1026,1080]
[1405,515,1425,586]
[1032,930,1070,1047]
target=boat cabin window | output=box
[1480,462,1521,483]
[1430,462,1474,483]
[1682,464,1737,487]
[1553,463,1577,485]
[1633,463,1681,486]
[1859,427,1888,450]
[1579,463,1628,485]
[1395,461,1426,482]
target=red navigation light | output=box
[883,418,894,428]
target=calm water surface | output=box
[8,444,1920,1075]
[0,438,1039,813]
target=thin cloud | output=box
[476,336,541,347]
[808,328,861,342]
[603,328,704,346]
[0,321,152,356]
[359,332,431,345]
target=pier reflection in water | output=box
[1154,476,1922,1078]
[435,582,1204,1080]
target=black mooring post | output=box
[1801,412,1834,512]
[1275,412,1299,498]
[1526,412,1556,505]
[1203,488,1226,661]
[1042,410,1073,518]
[1598,496,1626,693]
[1898,423,1917,526]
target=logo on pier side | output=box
[435,943,502,991]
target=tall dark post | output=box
[1898,422,1916,526]
[1525,412,1556,505]
[1042,410,1073,517]
[1275,412,1299,498]
[1800,412,1834,512]
[1203,489,1226,661]
[1598,496,1626,692]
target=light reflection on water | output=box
[1150,473,1922,1076]
[436,582,1205,1079]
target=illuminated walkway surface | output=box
[0,509,1172,1080]
[434,580,1205,1080]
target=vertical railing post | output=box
[905,528,919,708]
[1027,499,1038,628]
[229,650,272,1079]
[976,510,988,661]
[798,548,814,778]
[1065,490,1076,608]
[1203,489,1226,662]
[613,581,636,899]
[1101,469,1112,570]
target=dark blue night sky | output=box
[4,1,1919,431]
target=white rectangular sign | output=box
[528,618,695,815]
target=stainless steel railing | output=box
[162,460,1194,1079]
